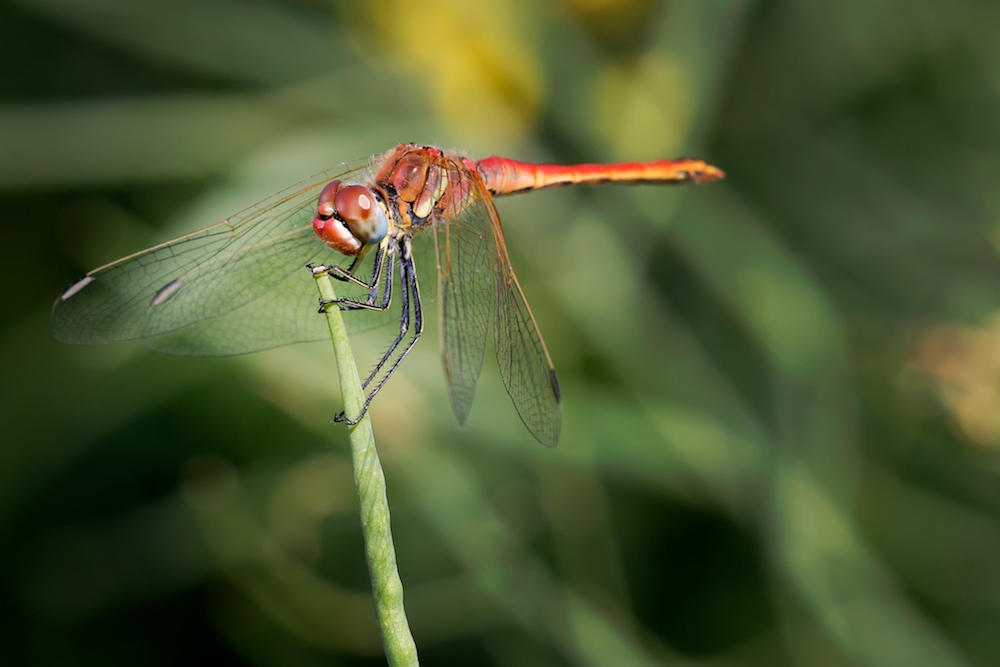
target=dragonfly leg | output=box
[317,241,392,313]
[335,238,424,425]
[326,253,371,287]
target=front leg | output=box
[307,261,368,287]
[313,241,393,313]
[317,255,394,314]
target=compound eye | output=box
[316,180,342,219]
[334,185,375,221]
[334,185,389,244]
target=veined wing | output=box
[52,159,379,355]
[434,158,562,446]
[432,156,494,425]
[146,227,442,356]
[487,187,562,447]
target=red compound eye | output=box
[313,181,388,250]
[336,185,389,244]
[333,185,376,222]
[316,180,341,218]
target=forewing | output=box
[433,158,494,423]
[142,229,326,354]
[52,160,376,355]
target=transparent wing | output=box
[139,233,321,355]
[142,239,427,355]
[433,159,562,446]
[432,157,494,424]
[52,158,391,356]
[490,205,562,447]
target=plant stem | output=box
[312,266,419,667]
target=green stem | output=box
[312,266,419,667]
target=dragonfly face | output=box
[312,179,390,256]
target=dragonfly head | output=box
[312,180,390,256]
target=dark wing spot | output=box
[549,368,562,404]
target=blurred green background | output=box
[4,0,1000,665]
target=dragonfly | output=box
[52,144,724,446]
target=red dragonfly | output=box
[52,144,723,446]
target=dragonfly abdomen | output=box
[476,156,725,195]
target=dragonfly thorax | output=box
[377,145,460,224]
[312,179,390,256]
